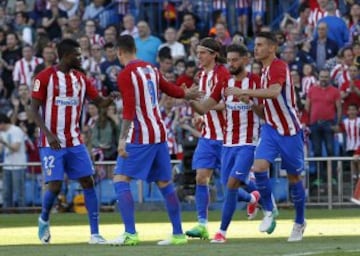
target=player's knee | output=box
[287,174,302,184]
[227,177,242,189]
[196,172,211,185]
[47,181,62,194]
[78,176,95,189]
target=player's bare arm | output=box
[117,119,132,158]
[225,83,282,99]
[211,102,225,111]
[189,97,218,115]
[30,98,61,150]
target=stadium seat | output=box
[98,179,117,205]
[270,178,289,202]
[25,179,42,206]
[143,182,163,202]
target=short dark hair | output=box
[0,113,10,124]
[255,31,277,44]
[226,44,248,57]
[117,35,136,53]
[185,60,196,68]
[158,46,172,61]
[56,38,80,60]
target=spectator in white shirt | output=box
[159,27,186,61]
[120,13,139,38]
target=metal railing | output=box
[0,157,357,211]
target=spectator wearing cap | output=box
[135,20,162,65]
[310,22,338,70]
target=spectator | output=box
[214,23,232,47]
[330,46,353,87]
[104,25,118,45]
[13,45,43,88]
[83,43,105,94]
[315,0,349,48]
[33,45,57,75]
[308,0,341,31]
[90,107,119,160]
[67,15,82,40]
[135,20,162,65]
[340,64,360,114]
[310,22,338,70]
[120,13,139,38]
[42,0,68,41]
[158,47,173,76]
[14,11,34,46]
[1,32,23,96]
[187,35,200,64]
[84,19,105,46]
[100,42,122,93]
[82,0,104,21]
[174,58,186,77]
[176,60,197,88]
[10,84,36,138]
[58,0,79,17]
[305,69,342,183]
[348,3,360,44]
[250,60,262,76]
[159,27,186,61]
[301,63,318,99]
[281,45,303,74]
[77,35,91,64]
[0,113,27,208]
[177,12,200,54]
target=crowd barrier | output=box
[0,157,357,212]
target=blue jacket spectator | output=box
[135,21,162,65]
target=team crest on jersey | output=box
[33,79,41,92]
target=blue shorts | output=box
[114,142,172,182]
[192,138,222,171]
[39,144,94,183]
[255,124,304,175]
[221,145,255,185]
[237,7,249,16]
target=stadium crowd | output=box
[0,0,360,210]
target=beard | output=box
[229,65,244,75]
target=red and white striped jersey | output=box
[213,0,249,9]
[32,66,99,147]
[211,73,261,146]
[161,107,179,155]
[301,75,317,97]
[309,8,341,27]
[341,117,360,151]
[261,59,301,136]
[89,34,105,46]
[331,64,350,87]
[198,64,230,140]
[118,60,185,144]
[13,57,43,87]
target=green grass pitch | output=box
[1,208,360,256]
